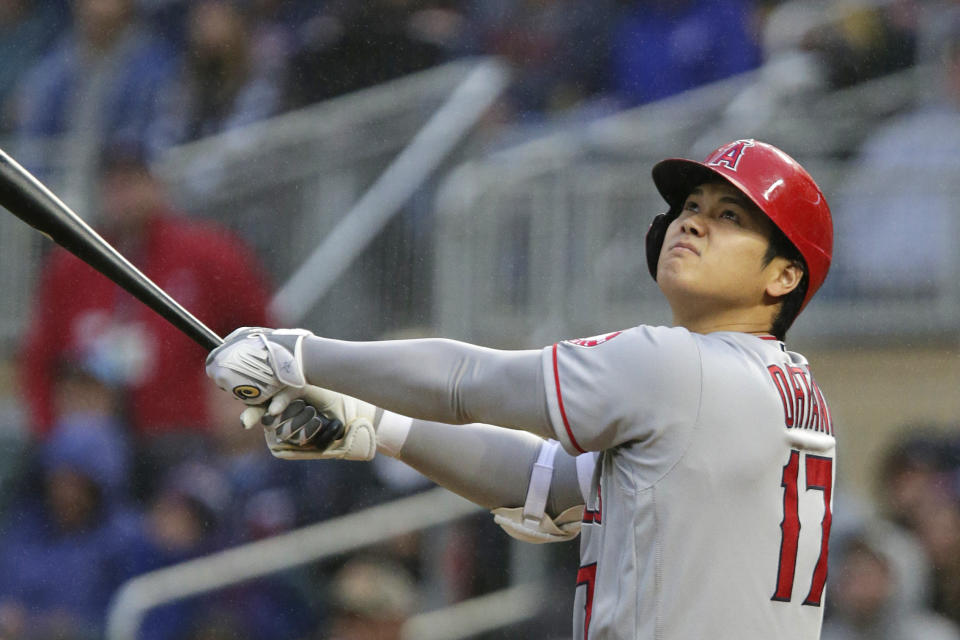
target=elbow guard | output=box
[491,440,583,544]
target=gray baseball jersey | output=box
[541,326,835,640]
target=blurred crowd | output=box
[0,0,930,164]
[823,427,960,640]
[0,0,959,638]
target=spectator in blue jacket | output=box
[0,384,140,639]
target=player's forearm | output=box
[300,336,554,438]
[395,418,584,515]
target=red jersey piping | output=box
[552,343,585,453]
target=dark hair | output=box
[763,225,807,341]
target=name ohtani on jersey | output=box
[767,364,832,435]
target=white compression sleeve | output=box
[376,410,412,458]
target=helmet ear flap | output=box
[645,212,673,280]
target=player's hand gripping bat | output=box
[0,149,342,446]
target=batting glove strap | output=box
[312,417,377,460]
[258,329,312,388]
[205,327,313,404]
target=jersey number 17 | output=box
[771,449,832,606]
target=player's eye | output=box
[720,209,741,224]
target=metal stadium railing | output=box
[105,487,517,640]
[0,56,511,351]
[433,64,954,349]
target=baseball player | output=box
[206,139,836,639]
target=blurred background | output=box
[0,0,958,638]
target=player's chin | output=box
[656,255,695,285]
[656,263,706,298]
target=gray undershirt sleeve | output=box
[297,335,586,514]
[301,337,554,439]
[397,418,586,515]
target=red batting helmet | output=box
[645,139,833,310]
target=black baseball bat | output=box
[0,149,222,350]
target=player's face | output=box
[657,180,783,316]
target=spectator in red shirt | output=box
[19,142,272,472]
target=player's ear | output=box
[765,258,804,299]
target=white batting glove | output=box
[243,386,379,461]
[205,327,313,405]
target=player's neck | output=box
[671,305,776,337]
